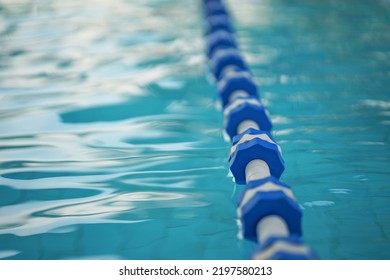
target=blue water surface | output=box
[0,0,390,260]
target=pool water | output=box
[0,0,389,260]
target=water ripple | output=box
[1,0,390,260]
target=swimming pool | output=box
[0,0,389,260]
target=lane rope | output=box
[201,0,316,260]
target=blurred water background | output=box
[0,0,389,259]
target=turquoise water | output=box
[0,0,389,260]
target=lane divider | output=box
[201,0,316,260]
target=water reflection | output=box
[0,0,389,260]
